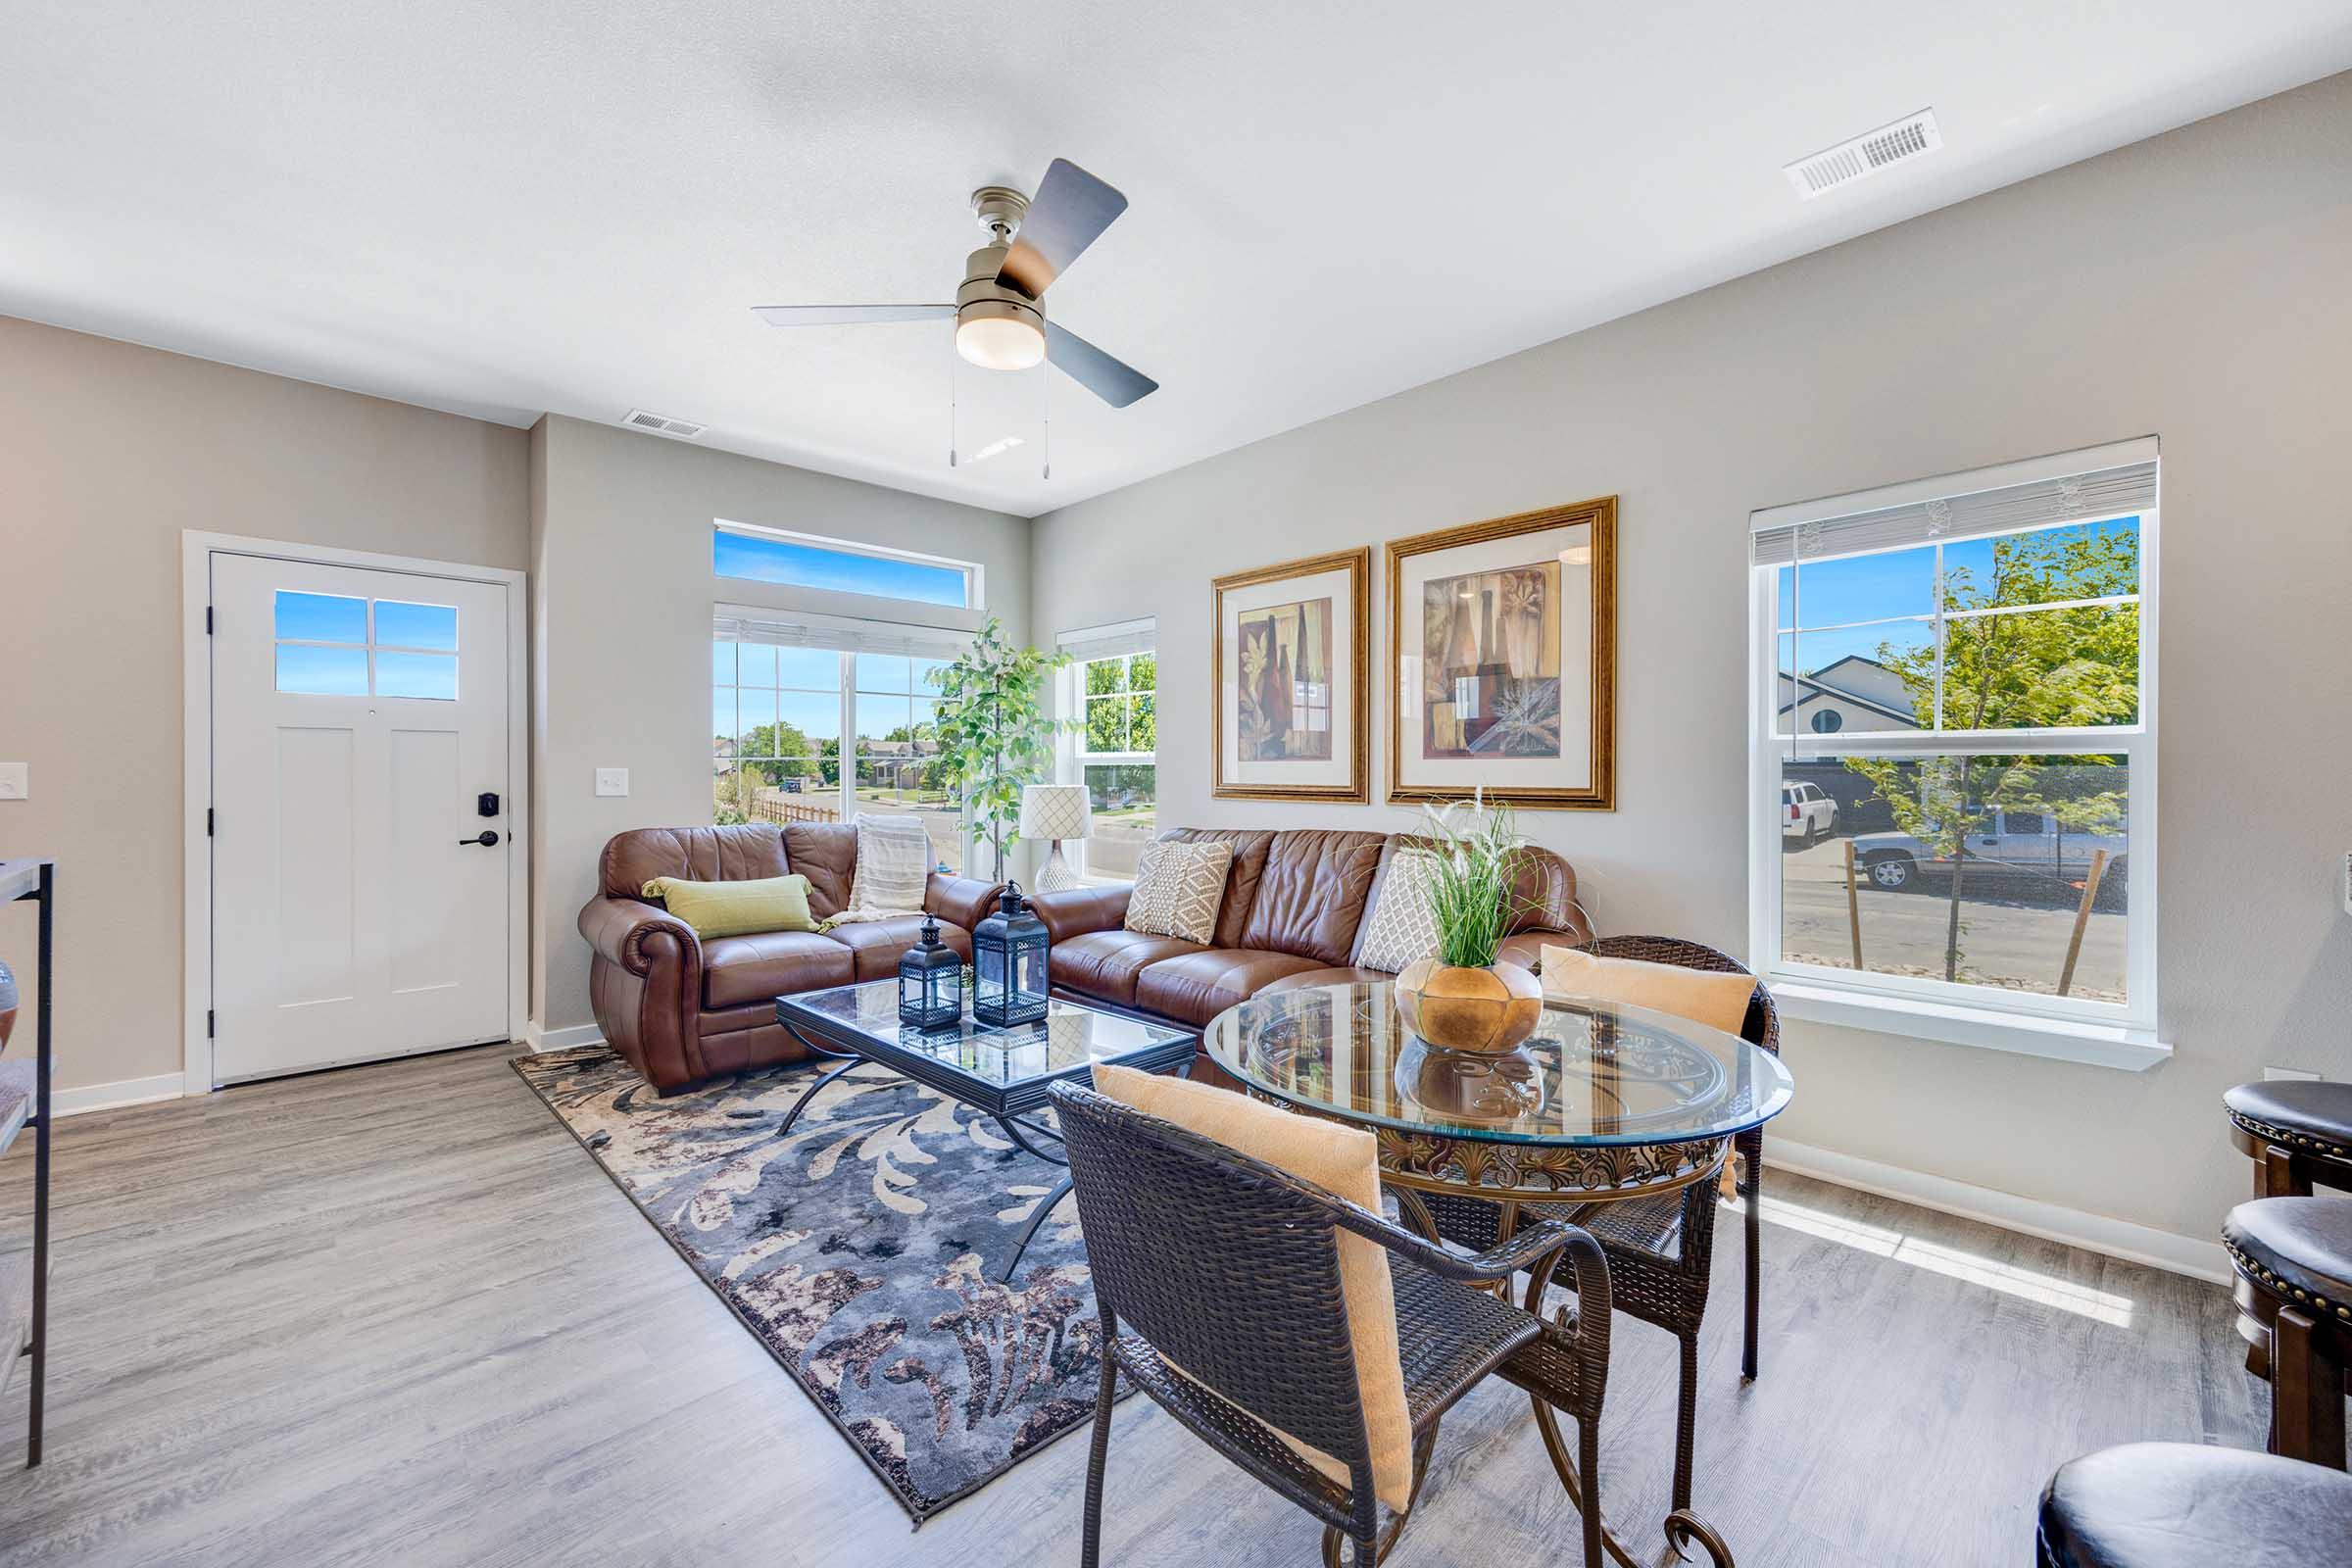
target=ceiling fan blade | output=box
[997,159,1128,298]
[753,304,954,326]
[1046,321,1157,408]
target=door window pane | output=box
[774,646,839,689]
[275,591,367,644]
[373,600,458,651]
[276,643,369,696]
[856,654,912,695]
[735,641,777,686]
[374,651,458,701]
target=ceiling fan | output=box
[753,158,1158,411]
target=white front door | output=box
[209,553,514,1083]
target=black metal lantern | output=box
[897,914,964,1031]
[971,880,1050,1028]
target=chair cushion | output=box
[1051,929,1207,1007]
[822,915,971,982]
[1126,838,1234,945]
[1134,949,1326,1027]
[1240,829,1387,965]
[1258,965,1395,995]
[2226,1080,2352,1162]
[2038,1441,2352,1567]
[641,873,818,940]
[702,930,856,1008]
[1539,945,1757,1037]
[1090,1062,1412,1513]
[2223,1197,2352,1320]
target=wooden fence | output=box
[749,792,840,826]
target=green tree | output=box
[930,616,1075,870]
[1842,522,2136,981]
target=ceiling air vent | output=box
[1784,109,1942,200]
[622,408,708,439]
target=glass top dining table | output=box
[1201,978,1794,1204]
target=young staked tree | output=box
[930,616,1076,872]
[1842,521,2137,982]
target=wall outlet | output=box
[594,767,629,799]
[0,761,26,800]
[2265,1066,2324,1083]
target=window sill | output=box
[1768,979,2172,1071]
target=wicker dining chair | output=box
[1050,1080,1615,1568]
[1420,936,1778,1518]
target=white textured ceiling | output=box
[6,2,2349,516]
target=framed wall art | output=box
[1386,497,1616,809]
[1212,546,1370,803]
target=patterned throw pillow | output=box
[1123,837,1233,945]
[1355,849,1446,973]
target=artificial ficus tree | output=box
[929,616,1077,872]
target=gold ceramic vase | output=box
[1393,956,1544,1055]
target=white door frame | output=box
[180,531,530,1096]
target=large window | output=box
[1060,620,1156,882]
[713,521,980,610]
[1748,440,2159,1059]
[712,610,964,873]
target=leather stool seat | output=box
[2226,1080,2352,1167]
[2224,1198,2352,1329]
[2038,1442,2352,1566]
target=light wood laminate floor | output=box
[0,1045,2266,1566]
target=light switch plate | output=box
[594,767,629,799]
[0,762,26,800]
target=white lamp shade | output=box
[1020,784,1093,840]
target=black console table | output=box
[2,858,53,1467]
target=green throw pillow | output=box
[641,874,818,939]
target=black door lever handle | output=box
[461,830,501,847]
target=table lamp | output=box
[1019,784,1093,893]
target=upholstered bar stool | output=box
[2222,1197,2352,1469]
[2225,1080,2352,1198]
[2037,1442,2352,1567]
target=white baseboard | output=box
[51,1072,187,1119]
[1768,1137,2230,1286]
[524,1020,605,1054]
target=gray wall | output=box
[0,318,532,1093]
[529,414,1029,1033]
[1027,74,2352,1246]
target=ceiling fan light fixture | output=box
[955,312,1045,371]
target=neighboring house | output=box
[1777,654,1921,735]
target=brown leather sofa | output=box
[578,823,1002,1091]
[1028,826,1592,1029]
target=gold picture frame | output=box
[1212,547,1371,803]
[1386,497,1616,810]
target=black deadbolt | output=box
[477,792,501,817]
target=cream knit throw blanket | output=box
[826,812,934,927]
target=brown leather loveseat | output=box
[578,823,1002,1091]
[1027,826,1592,1029]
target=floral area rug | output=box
[512,1045,1117,1523]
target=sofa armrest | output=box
[1030,883,1131,944]
[579,896,702,976]
[576,896,706,1090]
[925,873,1005,933]
[1497,929,1588,976]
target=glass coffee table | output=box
[774,980,1199,1281]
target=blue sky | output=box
[713,531,968,607]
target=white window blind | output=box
[1057,616,1154,663]
[713,604,969,660]
[1750,437,2158,565]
